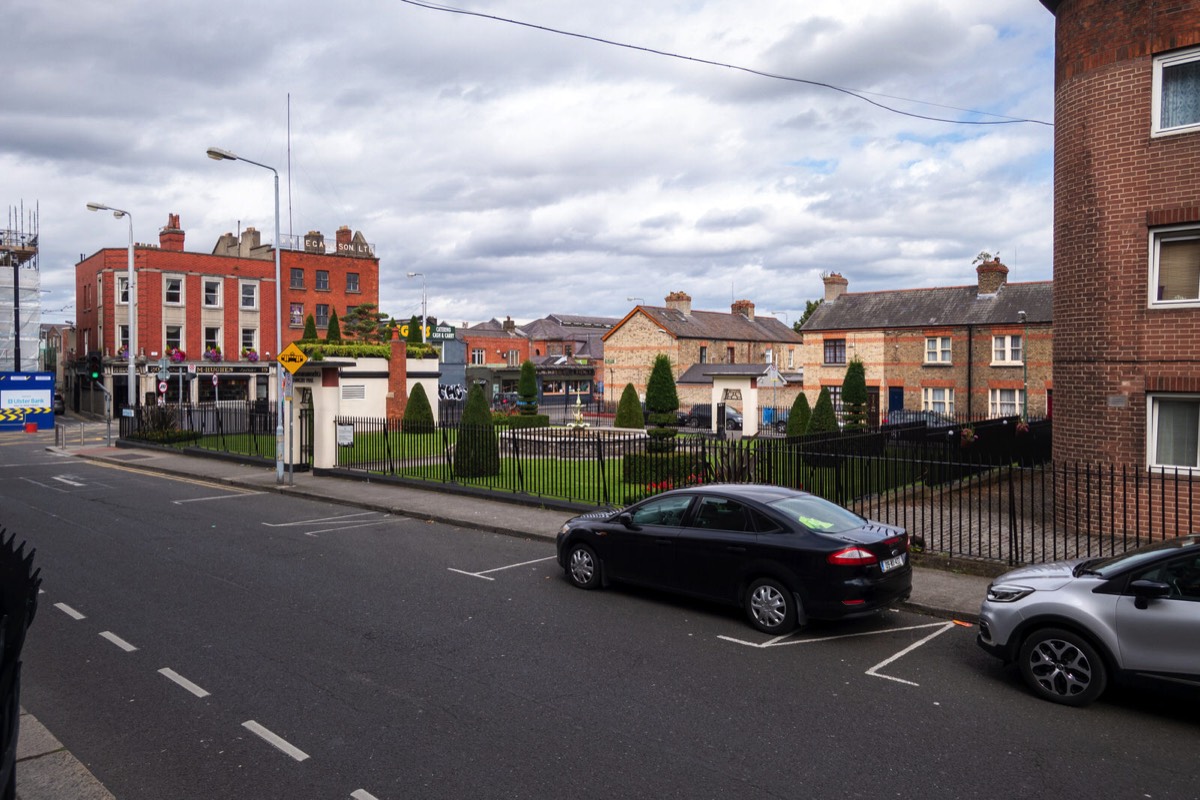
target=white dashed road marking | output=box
[448,555,557,581]
[242,720,310,762]
[54,602,85,620]
[99,631,138,652]
[158,668,211,698]
[351,791,381,800]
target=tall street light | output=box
[86,202,137,410]
[1017,310,1029,419]
[406,272,426,344]
[206,146,285,484]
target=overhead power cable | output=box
[399,0,1052,127]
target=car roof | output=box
[670,483,804,502]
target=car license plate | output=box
[880,554,906,572]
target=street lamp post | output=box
[206,146,286,484]
[1018,310,1028,419]
[406,272,426,344]
[86,203,137,410]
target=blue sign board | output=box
[0,372,56,431]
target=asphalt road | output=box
[3,431,1199,799]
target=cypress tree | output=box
[326,310,342,343]
[406,315,423,345]
[842,357,868,431]
[302,314,319,342]
[402,382,435,433]
[645,354,679,452]
[517,360,539,415]
[615,383,644,429]
[786,392,812,437]
[809,386,840,433]
[454,384,500,477]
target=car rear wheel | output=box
[565,543,601,590]
[1018,627,1108,707]
[745,578,797,634]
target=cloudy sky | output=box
[5,0,1056,329]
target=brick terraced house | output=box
[800,262,1052,426]
[74,213,379,408]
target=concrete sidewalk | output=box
[18,441,998,799]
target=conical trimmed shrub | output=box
[615,383,644,429]
[402,383,435,433]
[454,384,500,477]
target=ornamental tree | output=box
[809,386,839,434]
[615,383,644,429]
[517,360,539,415]
[786,392,812,437]
[842,357,868,431]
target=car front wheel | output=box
[745,578,797,634]
[1018,627,1108,707]
[565,543,601,590]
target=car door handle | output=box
[726,545,747,553]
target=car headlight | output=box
[986,583,1034,603]
[559,523,572,536]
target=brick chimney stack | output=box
[976,258,1009,295]
[731,299,755,320]
[664,291,692,315]
[503,316,516,332]
[823,272,848,302]
[159,213,185,251]
[336,225,352,254]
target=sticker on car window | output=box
[797,515,834,530]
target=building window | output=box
[506,350,520,367]
[164,277,182,305]
[823,338,846,365]
[764,348,773,365]
[117,277,130,305]
[989,388,1023,417]
[290,303,304,326]
[118,324,130,352]
[1150,225,1200,305]
[290,268,305,290]
[1148,394,1200,470]
[992,335,1023,365]
[699,346,708,364]
[204,327,221,352]
[787,348,794,369]
[315,304,330,328]
[1152,46,1200,136]
[241,328,256,352]
[471,348,485,365]
[925,336,952,364]
[346,273,360,293]
[241,282,258,310]
[203,279,221,307]
[315,270,330,291]
[165,325,182,351]
[922,387,955,415]
[727,346,735,364]
[827,386,844,423]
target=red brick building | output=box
[75,213,379,406]
[1041,0,1200,473]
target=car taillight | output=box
[883,535,907,552]
[827,546,878,566]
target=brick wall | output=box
[1048,0,1200,465]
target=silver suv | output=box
[977,535,1200,706]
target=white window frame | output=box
[240,281,259,310]
[921,387,955,415]
[787,348,794,369]
[992,335,1023,365]
[203,279,222,308]
[165,325,183,351]
[764,348,773,365]
[118,324,130,352]
[117,276,130,305]
[1148,224,1200,307]
[988,388,1024,418]
[1151,46,1200,137]
[241,328,257,353]
[1147,393,1200,472]
[925,336,952,364]
[289,303,304,327]
[471,348,485,366]
[164,276,183,305]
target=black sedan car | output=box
[556,484,912,633]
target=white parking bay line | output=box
[351,791,381,800]
[448,555,557,581]
[242,720,310,762]
[54,602,85,620]
[159,668,211,698]
[865,621,956,686]
[173,491,265,504]
[99,631,138,652]
[718,620,949,649]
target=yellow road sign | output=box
[277,343,309,374]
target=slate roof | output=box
[677,363,804,384]
[802,281,1053,332]
[607,306,803,343]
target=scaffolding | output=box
[0,203,41,372]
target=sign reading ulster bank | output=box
[277,343,309,374]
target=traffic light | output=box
[87,354,102,382]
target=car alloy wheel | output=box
[566,543,601,589]
[745,577,797,634]
[1018,627,1108,707]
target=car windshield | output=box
[768,495,866,534]
[1081,536,1200,577]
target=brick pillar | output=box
[387,333,408,419]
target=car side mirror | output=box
[618,512,636,529]
[1130,579,1170,609]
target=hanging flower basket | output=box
[241,348,260,362]
[168,348,187,363]
[203,347,223,363]
[960,426,978,447]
